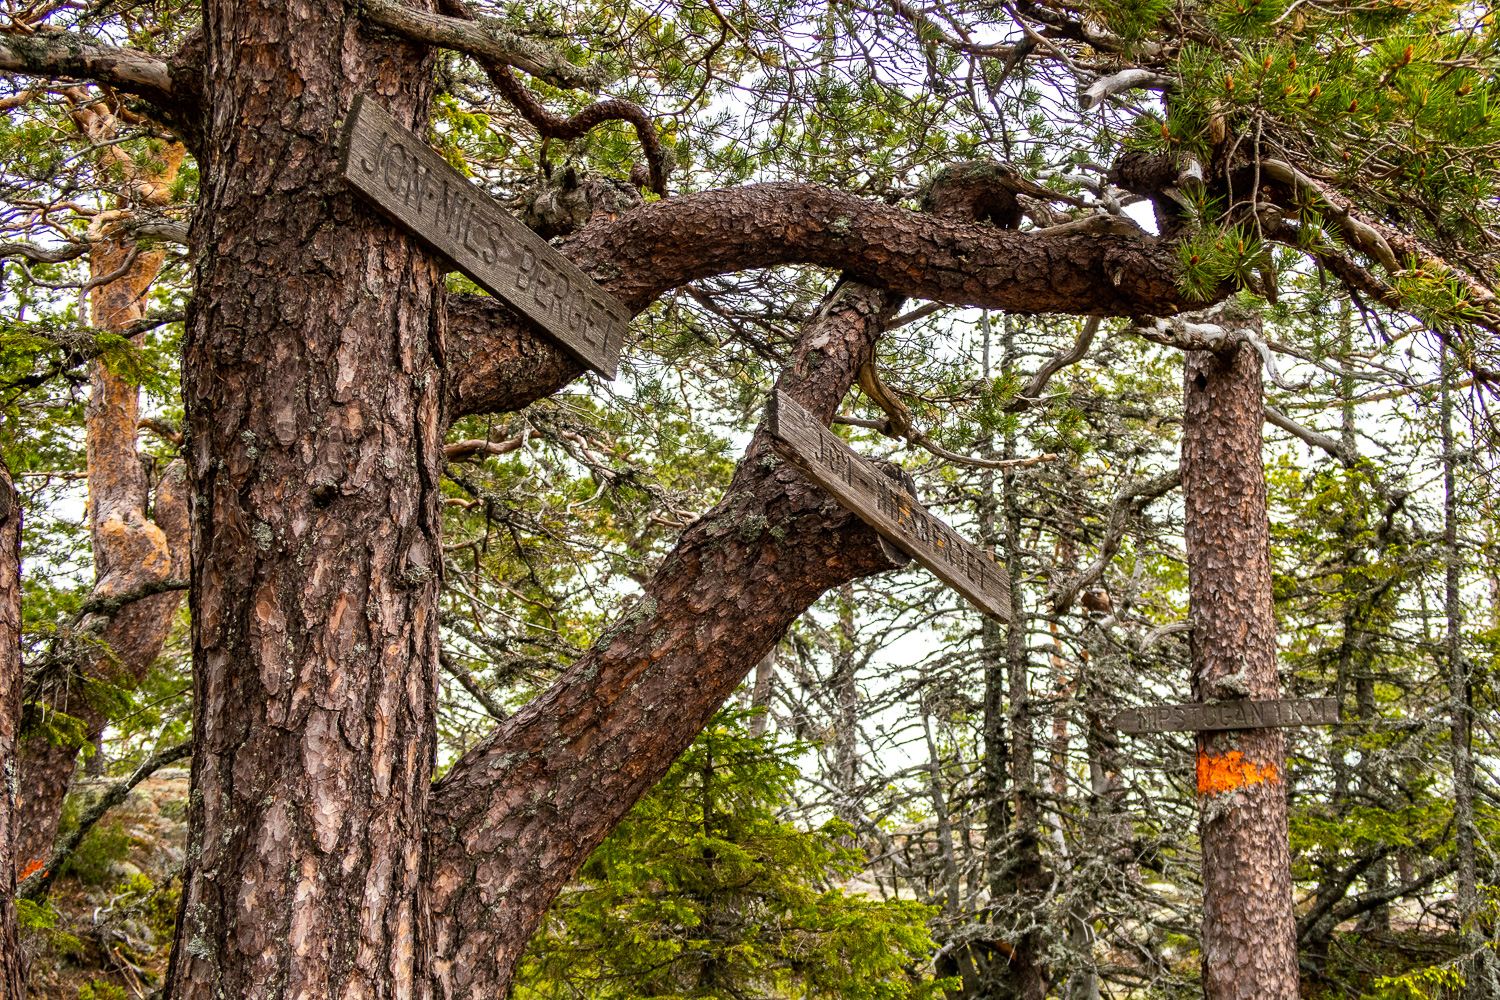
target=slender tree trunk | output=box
[831,582,861,840]
[13,137,189,869]
[1441,346,1488,998]
[163,6,443,997]
[1001,314,1049,1000]
[747,647,775,738]
[1182,338,1298,1000]
[0,462,25,999]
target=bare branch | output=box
[490,65,666,196]
[387,0,667,195]
[1263,404,1345,461]
[1051,467,1180,613]
[1006,316,1100,412]
[0,240,89,265]
[444,430,542,462]
[358,0,604,91]
[74,578,189,621]
[0,32,173,107]
[1078,68,1175,111]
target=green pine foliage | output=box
[516,710,948,1000]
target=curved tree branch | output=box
[1050,467,1180,613]
[1005,316,1100,412]
[383,0,668,195]
[446,181,1210,419]
[1077,68,1174,111]
[490,64,665,196]
[562,183,1196,315]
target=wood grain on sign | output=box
[1112,697,1339,735]
[767,390,1011,621]
[337,94,630,379]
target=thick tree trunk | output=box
[0,462,25,1000]
[425,281,907,998]
[1182,340,1298,1000]
[164,6,442,997]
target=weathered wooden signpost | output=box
[1112,697,1338,735]
[338,93,630,378]
[766,389,1011,621]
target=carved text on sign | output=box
[767,389,1010,620]
[338,94,629,378]
[1112,697,1339,734]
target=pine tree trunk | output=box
[0,462,26,1000]
[163,5,443,997]
[1182,340,1298,1000]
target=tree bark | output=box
[0,462,25,1000]
[1182,338,1298,1000]
[163,5,443,997]
[425,280,907,998]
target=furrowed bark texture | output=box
[0,463,24,1000]
[164,6,443,998]
[14,229,190,871]
[1182,342,1297,1000]
[426,281,907,998]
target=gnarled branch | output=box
[1051,467,1180,613]
[446,181,1214,419]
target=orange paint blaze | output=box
[19,859,44,881]
[1196,749,1279,795]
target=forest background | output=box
[0,0,1497,999]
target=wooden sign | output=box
[337,94,629,379]
[766,389,1011,621]
[1112,697,1339,735]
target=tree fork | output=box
[426,280,909,997]
[1182,333,1298,999]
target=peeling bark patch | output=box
[1196,749,1279,795]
